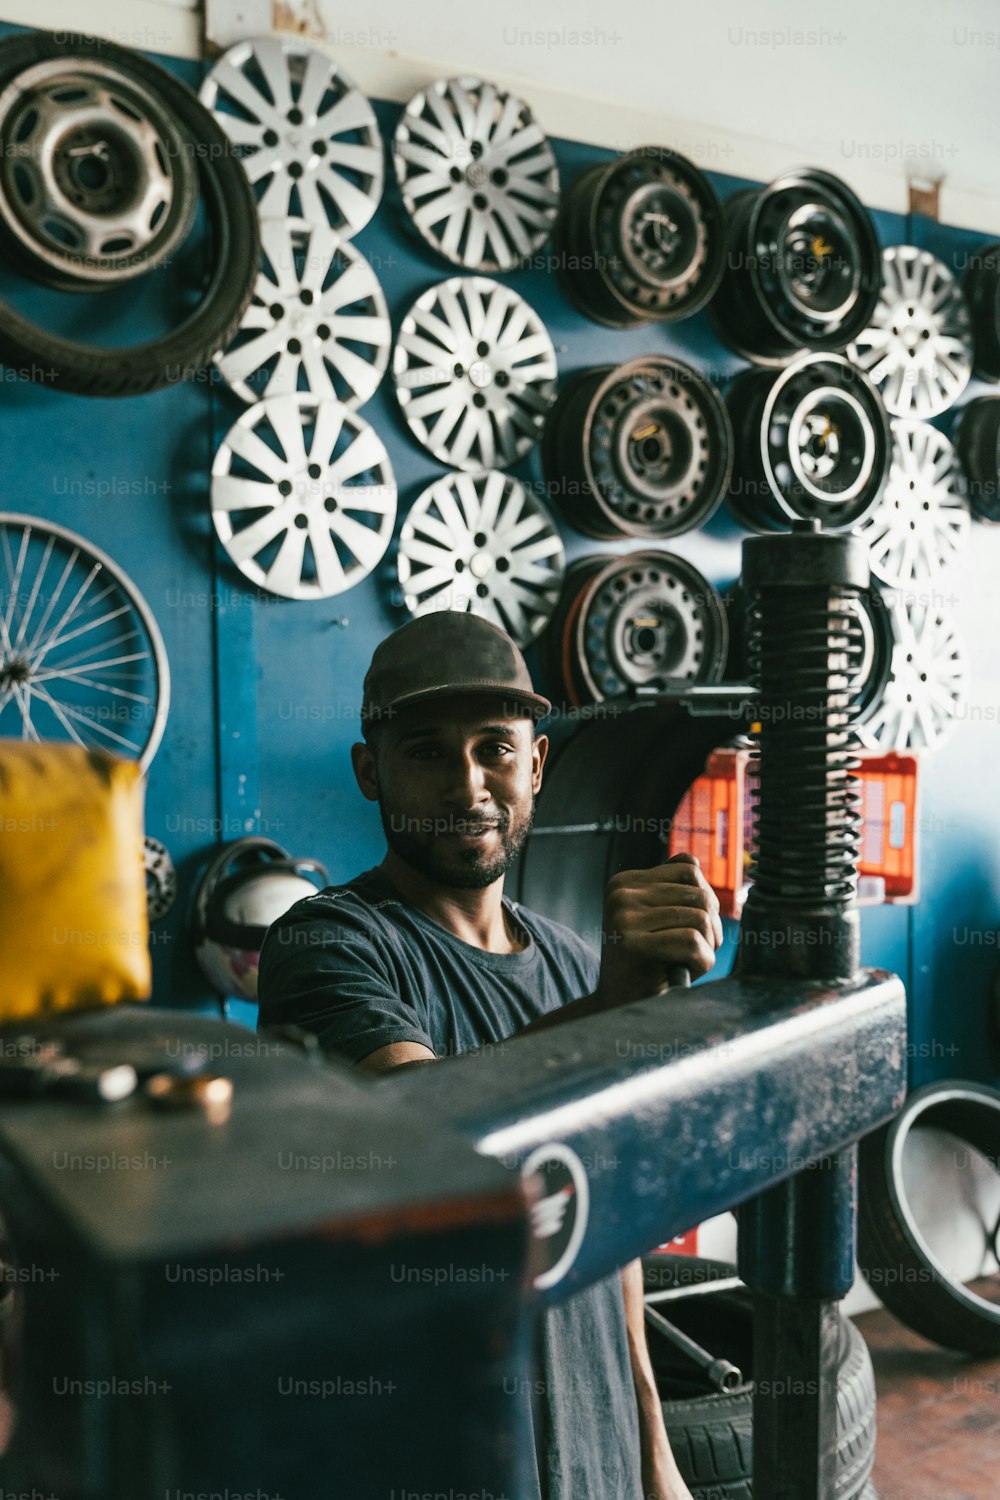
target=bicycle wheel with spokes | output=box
[0,514,169,771]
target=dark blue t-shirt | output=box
[257,866,644,1500]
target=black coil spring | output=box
[747,584,864,907]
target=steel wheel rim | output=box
[553,163,635,329]
[576,357,732,537]
[0,513,169,770]
[847,586,894,726]
[849,246,972,418]
[393,275,557,470]
[574,551,728,703]
[0,57,194,284]
[592,149,722,322]
[750,170,878,347]
[555,149,722,326]
[211,394,396,599]
[214,218,390,405]
[393,76,559,271]
[397,470,564,645]
[963,241,1000,381]
[857,420,970,587]
[857,599,969,751]
[539,556,607,707]
[957,397,1000,524]
[758,355,889,529]
[200,36,384,237]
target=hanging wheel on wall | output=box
[540,556,605,707]
[962,241,1000,381]
[856,598,969,752]
[393,276,557,470]
[0,31,260,397]
[0,49,198,288]
[0,513,170,770]
[553,147,724,328]
[727,353,890,532]
[214,218,391,405]
[211,394,396,599]
[542,355,733,539]
[856,420,969,587]
[200,36,384,237]
[848,246,972,418]
[846,586,895,729]
[710,168,881,365]
[393,76,559,271]
[397,470,564,646]
[956,396,1000,524]
[144,837,177,921]
[546,551,728,705]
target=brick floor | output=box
[854,1291,1000,1500]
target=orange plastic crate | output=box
[856,750,919,901]
[669,749,752,918]
[669,748,919,915]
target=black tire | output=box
[644,1256,876,1499]
[956,395,1000,524]
[963,241,1000,382]
[0,31,259,396]
[858,1079,1000,1355]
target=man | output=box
[258,612,723,1500]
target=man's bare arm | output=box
[620,1259,694,1500]
[357,1040,437,1074]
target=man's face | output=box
[358,693,548,890]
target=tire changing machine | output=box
[0,523,905,1500]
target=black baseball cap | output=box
[361,613,551,728]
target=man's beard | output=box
[378,796,535,889]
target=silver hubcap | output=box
[214,218,391,406]
[393,76,559,271]
[856,420,970,587]
[397,470,564,645]
[201,37,384,237]
[212,395,396,599]
[857,599,969,751]
[848,246,972,418]
[393,276,557,470]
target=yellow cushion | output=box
[0,743,150,1020]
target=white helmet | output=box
[191,837,328,1001]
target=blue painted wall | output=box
[1,24,998,1086]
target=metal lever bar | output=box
[644,1303,744,1392]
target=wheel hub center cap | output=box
[0,658,31,688]
[469,360,493,388]
[469,551,493,578]
[466,160,489,187]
